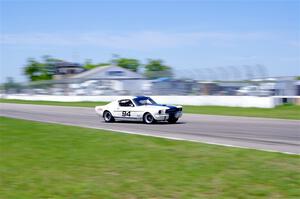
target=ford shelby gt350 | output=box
[95,96,182,124]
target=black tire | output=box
[143,112,156,124]
[168,117,178,124]
[103,111,115,122]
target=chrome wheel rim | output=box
[104,112,111,121]
[145,114,153,123]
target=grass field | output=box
[1,98,300,120]
[0,117,299,198]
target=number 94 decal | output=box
[122,111,131,117]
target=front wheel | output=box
[103,111,115,122]
[168,117,178,124]
[143,112,156,124]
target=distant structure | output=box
[70,65,144,80]
[34,65,147,95]
[53,61,85,80]
[21,62,299,97]
[68,65,146,95]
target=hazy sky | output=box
[0,0,299,82]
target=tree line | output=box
[24,55,172,81]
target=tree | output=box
[23,56,62,81]
[3,77,21,93]
[42,55,62,76]
[144,59,172,79]
[112,57,140,72]
[24,58,46,81]
[83,59,109,70]
[83,59,97,70]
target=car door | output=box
[115,99,136,119]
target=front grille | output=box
[166,108,180,114]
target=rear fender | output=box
[95,106,104,115]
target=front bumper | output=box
[154,111,182,121]
[154,114,169,121]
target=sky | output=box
[0,0,299,82]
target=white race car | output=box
[95,96,183,124]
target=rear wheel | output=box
[143,112,155,124]
[103,111,115,122]
[168,117,178,124]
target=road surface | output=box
[1,103,299,154]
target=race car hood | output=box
[143,104,182,111]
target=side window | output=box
[118,99,134,107]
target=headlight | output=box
[158,110,164,114]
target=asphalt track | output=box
[0,103,299,154]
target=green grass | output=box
[0,117,299,198]
[1,98,300,120]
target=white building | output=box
[69,65,147,95]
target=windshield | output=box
[133,97,157,106]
